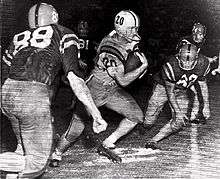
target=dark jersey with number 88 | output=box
[4,24,83,86]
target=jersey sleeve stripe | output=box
[163,65,172,81]
[99,45,125,63]
[165,62,176,81]
[2,55,11,66]
[203,62,210,76]
[5,50,13,59]
[59,34,79,54]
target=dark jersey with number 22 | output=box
[159,55,210,89]
[4,24,83,86]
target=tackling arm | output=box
[67,71,107,133]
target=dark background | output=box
[1,0,220,152]
[2,0,220,61]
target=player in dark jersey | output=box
[0,3,107,178]
[175,22,218,123]
[142,44,211,149]
[76,20,98,76]
[50,10,148,164]
[176,23,217,61]
[176,23,206,52]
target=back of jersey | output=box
[5,24,80,86]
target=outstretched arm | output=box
[67,71,107,133]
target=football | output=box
[124,51,142,73]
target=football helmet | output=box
[192,22,206,43]
[178,44,198,70]
[114,10,141,42]
[28,3,58,28]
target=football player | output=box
[50,10,148,164]
[0,3,107,178]
[176,22,217,63]
[176,22,218,123]
[143,44,210,149]
[76,20,98,76]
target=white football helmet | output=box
[28,3,58,28]
[114,10,141,42]
[178,44,198,70]
[192,22,206,43]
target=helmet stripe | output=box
[127,10,137,26]
[35,3,41,27]
[187,44,191,61]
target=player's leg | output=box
[18,82,53,178]
[1,108,24,155]
[52,75,105,157]
[102,87,143,149]
[50,112,85,167]
[146,90,189,148]
[140,83,168,134]
[0,79,26,175]
[0,80,53,178]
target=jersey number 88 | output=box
[13,26,53,55]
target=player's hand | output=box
[171,112,188,130]
[211,68,220,75]
[93,117,108,134]
[203,105,211,120]
[208,56,218,63]
[176,112,188,124]
[190,111,197,121]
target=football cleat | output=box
[97,145,122,163]
[49,149,62,167]
[145,141,161,150]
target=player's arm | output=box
[161,63,185,118]
[67,72,101,117]
[107,52,148,87]
[164,80,182,115]
[197,79,210,119]
[197,60,211,119]
[211,51,220,75]
[61,33,107,133]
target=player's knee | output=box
[129,108,144,123]
[65,120,85,142]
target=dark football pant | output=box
[1,78,53,178]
